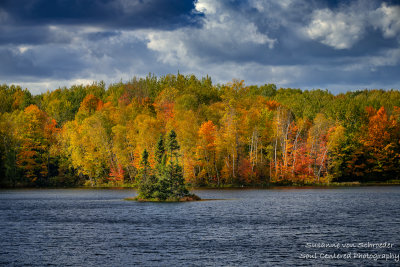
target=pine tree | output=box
[141,149,149,166]
[155,134,165,165]
[164,130,188,198]
[136,130,196,201]
[137,149,158,199]
[168,163,188,197]
[166,130,180,162]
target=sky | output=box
[0,0,400,94]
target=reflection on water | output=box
[1,187,400,266]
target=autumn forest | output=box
[1,74,400,187]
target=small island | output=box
[127,130,200,202]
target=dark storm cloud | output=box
[0,46,88,79]
[86,31,121,41]
[0,48,39,76]
[0,0,199,84]
[0,26,73,45]
[0,0,201,29]
[0,0,399,93]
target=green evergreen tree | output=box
[152,134,171,200]
[136,130,195,201]
[168,163,188,197]
[137,149,158,199]
[164,130,188,198]
[153,166,171,201]
[155,134,165,165]
[166,130,180,162]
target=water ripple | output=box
[0,187,399,266]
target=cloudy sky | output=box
[1,0,400,94]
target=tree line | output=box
[1,73,400,187]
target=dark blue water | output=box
[1,187,400,266]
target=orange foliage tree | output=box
[196,120,219,185]
[360,107,400,180]
[16,105,58,184]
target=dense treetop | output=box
[1,73,400,187]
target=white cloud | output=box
[368,48,400,67]
[304,2,400,49]
[146,31,188,66]
[17,46,32,54]
[304,8,366,49]
[194,0,217,14]
[344,48,400,71]
[141,0,276,66]
[249,0,296,13]
[371,3,400,38]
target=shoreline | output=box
[124,197,229,202]
[2,181,400,190]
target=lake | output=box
[1,187,400,266]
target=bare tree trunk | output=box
[292,126,302,176]
[317,147,328,182]
[214,150,219,186]
[232,148,235,180]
